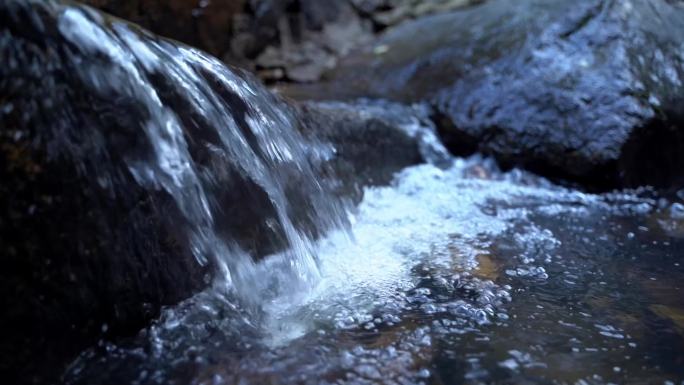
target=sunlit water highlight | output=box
[65,156,684,385]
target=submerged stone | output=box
[473,254,500,281]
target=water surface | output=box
[65,156,684,385]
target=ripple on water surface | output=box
[65,156,684,385]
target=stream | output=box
[2,2,684,384]
[65,156,684,385]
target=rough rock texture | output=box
[1,3,230,383]
[287,0,684,190]
[0,2,435,384]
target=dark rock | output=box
[0,2,440,383]
[296,99,451,200]
[0,1,321,383]
[349,0,391,15]
[291,0,684,190]
[300,0,347,31]
[0,2,262,383]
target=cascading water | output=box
[16,0,351,305]
[3,2,684,385]
[64,153,684,385]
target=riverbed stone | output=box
[0,2,441,383]
[289,0,684,190]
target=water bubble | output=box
[670,203,684,219]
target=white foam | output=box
[259,158,604,344]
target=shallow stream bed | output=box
[65,157,684,385]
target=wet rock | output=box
[296,99,451,201]
[0,2,272,384]
[0,2,444,383]
[473,254,500,281]
[0,2,274,383]
[297,0,684,190]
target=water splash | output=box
[62,152,684,385]
[8,3,684,384]
[45,1,352,303]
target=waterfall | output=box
[2,0,351,305]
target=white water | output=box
[65,151,684,385]
[243,156,603,346]
[45,4,684,384]
[55,3,352,304]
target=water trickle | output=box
[23,0,352,304]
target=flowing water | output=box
[4,2,684,384]
[4,0,352,301]
[64,156,684,385]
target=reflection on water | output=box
[65,156,684,385]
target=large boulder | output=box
[286,0,684,190]
[0,1,433,383]
[0,2,272,383]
